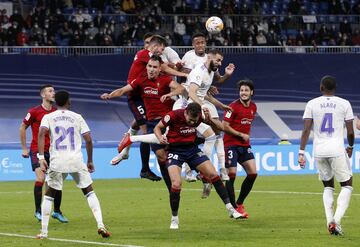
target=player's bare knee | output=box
[171,180,182,190]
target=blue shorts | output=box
[127,95,146,126]
[146,119,166,152]
[166,145,209,170]
[29,151,50,171]
[225,146,255,168]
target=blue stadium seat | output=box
[182,35,191,45]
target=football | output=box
[205,16,224,34]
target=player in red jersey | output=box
[109,35,187,181]
[153,102,243,229]
[101,55,185,190]
[19,84,68,223]
[223,79,257,219]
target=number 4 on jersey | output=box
[320,113,334,134]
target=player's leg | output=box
[332,154,353,235]
[30,151,45,221]
[167,165,182,229]
[224,147,238,207]
[154,147,170,187]
[73,171,111,238]
[236,154,257,218]
[37,170,63,238]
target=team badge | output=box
[164,115,170,123]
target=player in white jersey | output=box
[36,90,110,239]
[298,76,354,236]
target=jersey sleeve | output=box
[181,52,192,69]
[187,68,202,87]
[303,101,313,119]
[39,114,50,130]
[137,50,150,64]
[161,111,174,127]
[344,101,354,121]
[129,77,141,89]
[79,115,90,135]
[23,108,35,125]
[163,47,181,64]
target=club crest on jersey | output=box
[143,87,158,95]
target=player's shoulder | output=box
[333,96,350,105]
[250,101,257,109]
[183,49,195,58]
[28,105,42,113]
[137,48,149,56]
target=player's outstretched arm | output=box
[298,119,313,168]
[161,63,188,78]
[83,132,95,173]
[161,81,186,102]
[100,84,133,100]
[204,94,233,112]
[188,83,203,106]
[19,123,30,158]
[214,63,235,84]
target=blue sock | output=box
[140,142,150,172]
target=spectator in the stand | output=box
[268,15,281,35]
[240,3,251,14]
[282,12,298,30]
[351,29,360,45]
[296,29,308,45]
[267,29,280,46]
[87,21,99,37]
[352,2,360,14]
[0,9,9,24]
[17,28,29,46]
[298,5,308,15]
[93,11,106,28]
[256,30,267,45]
[7,22,19,45]
[340,19,352,36]
[174,17,186,45]
[251,1,262,15]
[1,16,12,30]
[339,33,352,45]
[339,0,351,14]
[122,0,136,13]
[288,0,301,15]
[10,9,25,28]
[328,0,340,14]
[69,30,84,45]
[318,24,331,45]
[58,21,73,42]
[258,18,269,34]
[0,27,6,45]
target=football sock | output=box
[334,186,353,225]
[130,134,159,144]
[34,181,43,212]
[236,174,257,205]
[203,134,216,159]
[41,195,54,234]
[128,128,137,136]
[211,176,230,204]
[323,187,335,224]
[225,172,237,207]
[53,190,62,213]
[159,162,172,192]
[215,135,226,170]
[86,191,104,228]
[184,163,192,174]
[140,142,151,173]
[170,187,181,216]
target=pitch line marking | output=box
[0,232,144,247]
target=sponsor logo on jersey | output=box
[241,118,253,125]
[143,87,159,95]
[179,127,196,134]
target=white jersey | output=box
[303,95,354,158]
[182,50,207,70]
[161,47,181,64]
[40,109,90,173]
[184,63,214,101]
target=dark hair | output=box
[237,79,255,92]
[143,32,154,41]
[208,48,223,57]
[186,102,201,118]
[149,54,162,63]
[40,84,53,94]
[55,90,70,107]
[321,75,336,91]
[192,32,206,41]
[149,35,167,46]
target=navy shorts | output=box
[29,151,50,171]
[225,146,254,168]
[127,95,146,126]
[146,119,166,152]
[166,145,209,170]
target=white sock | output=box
[225,203,234,211]
[203,134,216,159]
[128,128,137,135]
[215,135,226,170]
[41,196,53,234]
[323,187,335,225]
[86,191,104,229]
[184,163,192,174]
[334,186,353,225]
[130,134,159,144]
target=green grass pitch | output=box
[0,174,359,247]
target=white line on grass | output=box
[0,232,144,247]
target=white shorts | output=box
[316,152,352,182]
[47,168,93,191]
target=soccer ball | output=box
[205,16,224,34]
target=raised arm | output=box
[188,83,203,106]
[214,63,235,84]
[100,84,134,100]
[160,81,186,102]
[205,93,233,112]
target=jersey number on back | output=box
[320,113,334,135]
[55,126,75,150]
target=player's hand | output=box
[159,135,169,145]
[298,154,306,169]
[221,105,233,112]
[175,61,184,70]
[39,159,48,172]
[239,133,250,142]
[225,63,235,75]
[87,162,95,173]
[346,146,353,158]
[202,107,211,122]
[100,93,111,100]
[160,93,172,103]
[22,149,29,158]
[208,86,219,96]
